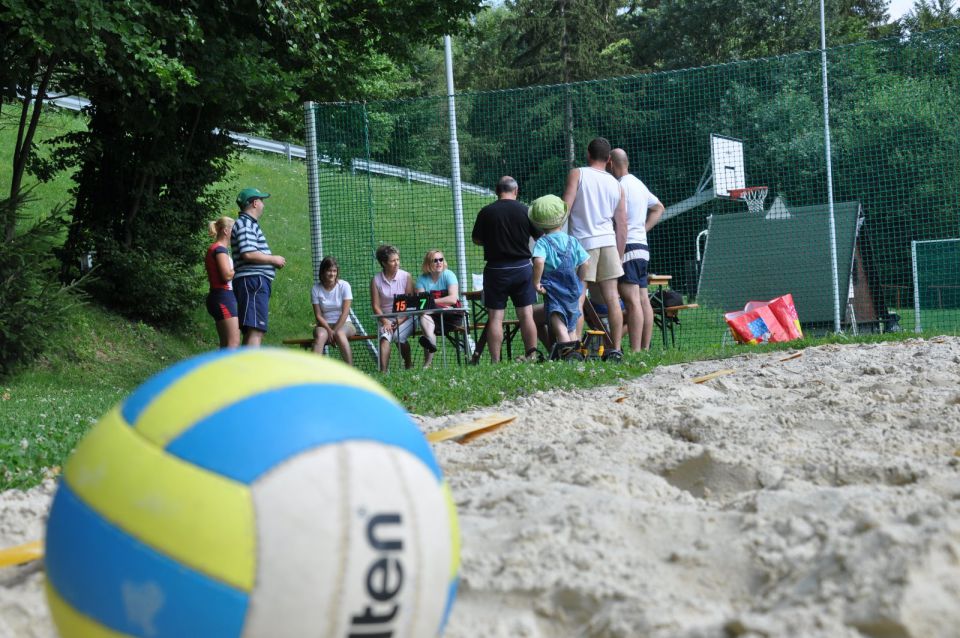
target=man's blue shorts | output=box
[206,289,237,321]
[620,243,650,288]
[233,275,272,333]
[483,261,536,310]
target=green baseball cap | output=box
[529,194,568,230]
[237,187,270,209]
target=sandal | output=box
[418,335,437,353]
[517,347,545,363]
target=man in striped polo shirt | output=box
[231,187,286,346]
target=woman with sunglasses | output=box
[416,249,462,368]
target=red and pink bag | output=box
[724,294,803,345]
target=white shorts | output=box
[583,246,624,282]
[378,317,414,343]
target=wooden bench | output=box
[470,319,521,363]
[282,334,377,351]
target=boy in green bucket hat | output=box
[530,194,590,360]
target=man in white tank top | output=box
[609,148,664,352]
[562,137,627,361]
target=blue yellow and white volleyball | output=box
[44,348,459,637]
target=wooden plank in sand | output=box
[427,415,516,444]
[0,540,43,568]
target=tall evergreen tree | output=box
[623,0,891,71]
[900,0,960,31]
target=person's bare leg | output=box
[599,278,623,351]
[312,325,330,355]
[243,328,264,347]
[379,338,392,372]
[226,319,240,348]
[516,304,538,354]
[216,318,240,349]
[334,327,354,365]
[420,314,436,368]
[550,313,571,343]
[639,288,654,350]
[486,308,505,362]
[575,291,586,337]
[619,282,644,353]
[399,342,412,369]
[532,304,550,350]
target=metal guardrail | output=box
[45,94,494,197]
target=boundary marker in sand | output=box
[427,414,516,444]
[692,369,736,384]
[692,351,804,383]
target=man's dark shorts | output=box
[233,275,272,333]
[619,243,650,288]
[206,289,238,321]
[483,261,536,310]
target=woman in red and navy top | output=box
[205,216,240,348]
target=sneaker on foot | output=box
[602,349,623,363]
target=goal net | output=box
[912,238,960,333]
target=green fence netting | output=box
[305,27,960,365]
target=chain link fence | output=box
[305,27,960,361]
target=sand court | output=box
[3,338,960,637]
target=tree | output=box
[0,0,195,242]
[900,0,960,31]
[455,0,633,166]
[623,0,891,71]
[2,0,481,325]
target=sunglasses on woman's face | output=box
[433,257,444,263]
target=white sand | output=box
[3,338,959,637]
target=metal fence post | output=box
[445,36,469,310]
[820,0,842,334]
[303,102,323,280]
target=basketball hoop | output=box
[729,186,768,214]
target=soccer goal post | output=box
[911,238,960,333]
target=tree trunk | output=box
[6,56,56,242]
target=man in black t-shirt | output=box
[471,176,543,362]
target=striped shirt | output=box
[231,213,275,280]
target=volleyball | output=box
[44,348,459,637]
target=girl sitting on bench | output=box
[311,256,356,365]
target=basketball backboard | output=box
[710,134,745,198]
[661,133,748,221]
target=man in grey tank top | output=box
[562,137,627,361]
